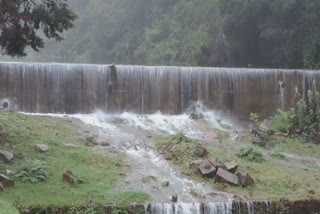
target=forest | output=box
[3,0,320,69]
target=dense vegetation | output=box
[2,0,320,69]
[0,0,77,57]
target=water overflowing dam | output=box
[1,62,320,118]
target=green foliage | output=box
[15,160,48,184]
[172,132,191,142]
[271,110,293,133]
[71,171,87,186]
[237,146,265,162]
[217,120,232,130]
[0,200,19,214]
[271,147,288,160]
[250,113,260,123]
[0,0,77,57]
[67,206,98,214]
[292,88,320,143]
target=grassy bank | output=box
[154,133,320,201]
[0,111,149,211]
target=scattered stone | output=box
[0,150,13,162]
[63,143,80,148]
[171,193,178,203]
[0,174,14,188]
[142,176,157,184]
[6,169,14,176]
[224,160,238,174]
[193,143,208,158]
[215,168,239,186]
[275,132,287,137]
[252,138,266,147]
[190,112,204,120]
[162,181,170,187]
[199,160,217,178]
[208,157,220,168]
[237,172,254,187]
[35,144,49,153]
[189,160,203,174]
[99,141,110,147]
[63,171,74,184]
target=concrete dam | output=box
[1,62,319,118]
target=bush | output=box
[237,146,265,162]
[15,160,48,184]
[271,110,293,133]
[0,200,19,214]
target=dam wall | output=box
[1,62,319,118]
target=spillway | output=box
[1,62,319,118]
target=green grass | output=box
[0,111,149,208]
[0,200,19,214]
[276,137,320,157]
[154,134,320,201]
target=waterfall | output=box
[1,62,320,117]
[146,201,273,214]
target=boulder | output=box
[0,174,14,188]
[171,193,178,203]
[35,144,49,153]
[162,181,170,187]
[237,172,254,187]
[63,143,80,148]
[215,168,239,186]
[189,160,203,174]
[190,112,204,120]
[63,171,74,184]
[193,143,208,158]
[208,157,220,168]
[6,169,14,176]
[199,160,217,178]
[252,138,266,147]
[275,132,286,137]
[224,160,238,174]
[0,150,13,162]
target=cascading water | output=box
[1,62,320,118]
[1,62,315,213]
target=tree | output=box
[0,0,77,57]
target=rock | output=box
[193,143,208,158]
[252,138,266,147]
[63,143,80,148]
[35,144,49,153]
[99,141,110,147]
[208,157,220,168]
[0,174,14,188]
[189,160,203,174]
[237,172,254,187]
[0,150,13,162]
[215,168,239,186]
[224,160,238,174]
[162,181,170,187]
[6,169,14,176]
[275,132,286,137]
[63,171,74,184]
[198,160,217,178]
[190,112,204,120]
[171,194,178,203]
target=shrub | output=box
[237,146,265,162]
[72,171,87,186]
[0,200,19,214]
[15,160,48,184]
[271,110,293,133]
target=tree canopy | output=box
[0,0,77,57]
[1,0,320,69]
